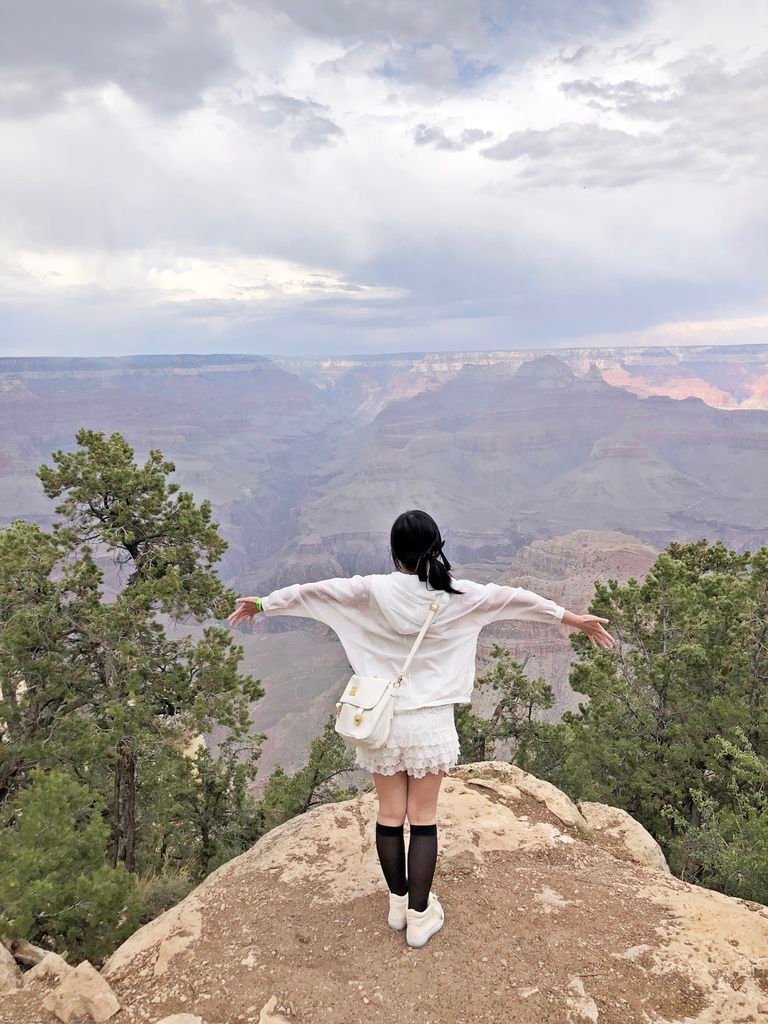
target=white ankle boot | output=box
[388,891,408,930]
[406,891,444,948]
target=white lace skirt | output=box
[353,703,460,778]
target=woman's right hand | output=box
[575,613,615,649]
[228,597,261,628]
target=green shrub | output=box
[0,769,140,964]
[661,728,768,903]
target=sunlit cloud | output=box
[10,249,404,304]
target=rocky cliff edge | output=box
[3,762,768,1024]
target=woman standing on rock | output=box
[228,509,614,948]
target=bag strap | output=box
[393,594,445,690]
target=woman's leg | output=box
[405,770,444,911]
[372,771,408,895]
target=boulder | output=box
[1,937,47,966]
[102,897,202,980]
[3,937,47,966]
[24,951,73,988]
[578,799,671,873]
[0,941,21,993]
[458,760,590,829]
[42,960,120,1023]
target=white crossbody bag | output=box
[334,594,446,750]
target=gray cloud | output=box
[271,0,649,90]
[481,121,734,187]
[317,39,498,91]
[480,123,653,186]
[224,93,345,150]
[0,0,236,118]
[552,37,662,71]
[0,0,764,359]
[0,0,651,121]
[555,44,594,65]
[605,37,665,62]
[561,50,768,124]
[290,115,344,151]
[262,0,648,47]
[559,78,669,105]
[414,124,493,150]
[483,51,768,187]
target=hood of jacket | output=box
[369,571,449,635]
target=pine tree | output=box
[256,715,362,832]
[526,539,768,890]
[661,726,768,900]
[455,642,555,764]
[1,429,264,873]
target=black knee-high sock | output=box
[375,822,407,896]
[407,823,438,912]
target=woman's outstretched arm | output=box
[476,582,615,649]
[228,575,369,630]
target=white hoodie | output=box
[260,571,566,711]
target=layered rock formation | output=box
[272,342,768,412]
[5,762,767,1024]
[3,347,768,582]
[287,352,768,562]
[472,529,660,721]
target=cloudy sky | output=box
[1,0,766,357]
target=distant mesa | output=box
[514,355,577,388]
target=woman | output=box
[228,509,614,948]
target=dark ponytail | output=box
[389,509,464,595]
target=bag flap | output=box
[338,674,391,710]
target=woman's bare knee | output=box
[373,770,408,825]
[406,770,444,825]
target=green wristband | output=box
[255,596,264,613]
